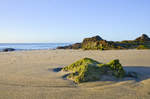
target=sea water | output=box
[0,43,71,51]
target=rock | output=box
[82,35,103,43]
[82,37,116,50]
[57,35,103,50]
[81,35,119,50]
[57,34,150,50]
[70,43,82,49]
[135,34,150,42]
[62,58,125,83]
[126,71,138,78]
[3,48,15,52]
[53,68,62,72]
[82,36,104,50]
[57,43,81,49]
[57,46,70,49]
[136,45,149,50]
[62,58,101,72]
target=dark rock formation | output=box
[3,48,15,52]
[57,36,103,50]
[82,35,116,50]
[135,34,150,42]
[82,35,103,43]
[57,43,81,49]
[70,43,82,49]
[82,36,103,50]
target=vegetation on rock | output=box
[62,58,126,83]
[82,35,116,50]
[57,34,150,50]
[82,35,103,43]
[136,45,149,50]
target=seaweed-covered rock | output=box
[62,58,100,72]
[81,35,117,50]
[136,45,149,49]
[106,59,125,78]
[62,58,125,83]
[82,36,103,50]
[57,34,150,50]
[135,34,150,42]
[82,35,103,43]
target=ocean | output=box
[0,43,71,51]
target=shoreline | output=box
[1,49,150,55]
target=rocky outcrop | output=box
[57,43,81,49]
[82,35,103,43]
[57,36,104,50]
[62,58,126,83]
[3,48,15,52]
[82,36,116,50]
[57,34,150,50]
[82,36,103,50]
[136,45,149,50]
[135,34,150,42]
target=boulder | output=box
[3,48,15,52]
[62,58,125,83]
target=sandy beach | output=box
[0,49,150,99]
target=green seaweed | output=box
[62,58,125,83]
[62,58,100,72]
[136,45,149,49]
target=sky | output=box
[0,0,150,43]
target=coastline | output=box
[0,43,71,52]
[0,49,150,98]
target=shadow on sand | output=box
[123,66,150,82]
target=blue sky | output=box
[0,0,150,43]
